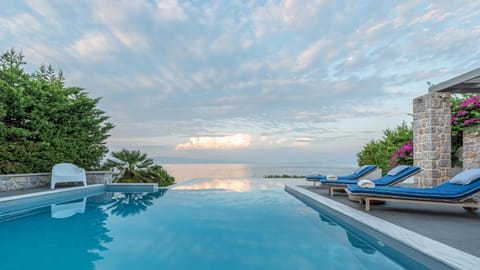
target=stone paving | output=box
[301,185,480,257]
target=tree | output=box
[102,149,175,186]
[0,49,114,173]
[357,122,413,175]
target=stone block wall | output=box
[463,124,480,170]
[413,92,451,187]
[0,171,112,192]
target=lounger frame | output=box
[308,166,379,187]
[325,169,421,196]
[346,190,480,211]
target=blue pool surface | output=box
[0,179,444,269]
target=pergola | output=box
[429,68,480,93]
[414,68,480,186]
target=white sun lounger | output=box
[51,163,87,189]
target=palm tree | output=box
[102,149,175,186]
[103,149,154,182]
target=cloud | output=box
[176,134,252,150]
[2,0,480,164]
[68,31,117,61]
[25,0,62,28]
[155,0,187,21]
[91,1,151,52]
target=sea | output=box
[162,163,356,182]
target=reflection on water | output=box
[318,213,338,226]
[51,198,87,219]
[163,163,355,182]
[106,189,168,217]
[0,190,169,270]
[172,179,251,192]
[1,198,113,270]
[318,212,376,255]
[346,232,377,255]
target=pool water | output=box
[0,179,431,269]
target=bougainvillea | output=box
[389,139,414,167]
[450,95,480,166]
[389,95,480,168]
[451,95,480,135]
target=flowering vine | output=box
[390,139,414,167]
[451,95,480,135]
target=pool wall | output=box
[0,183,161,216]
[285,184,480,270]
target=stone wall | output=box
[413,92,451,187]
[0,171,112,192]
[463,124,480,170]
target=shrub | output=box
[0,49,113,173]
[357,122,412,175]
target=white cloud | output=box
[68,31,117,61]
[25,0,62,28]
[91,1,151,52]
[155,0,187,21]
[0,13,42,36]
[176,134,252,150]
[293,137,313,146]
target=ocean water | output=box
[162,163,356,182]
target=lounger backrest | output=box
[436,179,480,199]
[52,163,82,174]
[374,166,421,186]
[352,165,377,178]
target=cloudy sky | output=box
[1,0,479,165]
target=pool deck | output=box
[299,184,480,258]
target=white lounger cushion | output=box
[326,175,338,181]
[357,179,375,188]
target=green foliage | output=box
[0,49,114,173]
[450,94,480,166]
[357,122,413,175]
[102,149,175,186]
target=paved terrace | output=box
[299,184,480,257]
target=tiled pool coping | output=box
[285,184,480,270]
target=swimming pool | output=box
[0,179,451,269]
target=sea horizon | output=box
[162,162,356,182]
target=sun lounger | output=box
[51,163,87,189]
[321,165,421,196]
[306,165,377,187]
[346,168,480,211]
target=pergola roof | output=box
[429,68,480,93]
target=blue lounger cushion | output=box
[347,177,480,201]
[306,165,377,181]
[321,166,420,186]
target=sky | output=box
[1,0,479,165]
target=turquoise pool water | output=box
[0,179,442,269]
